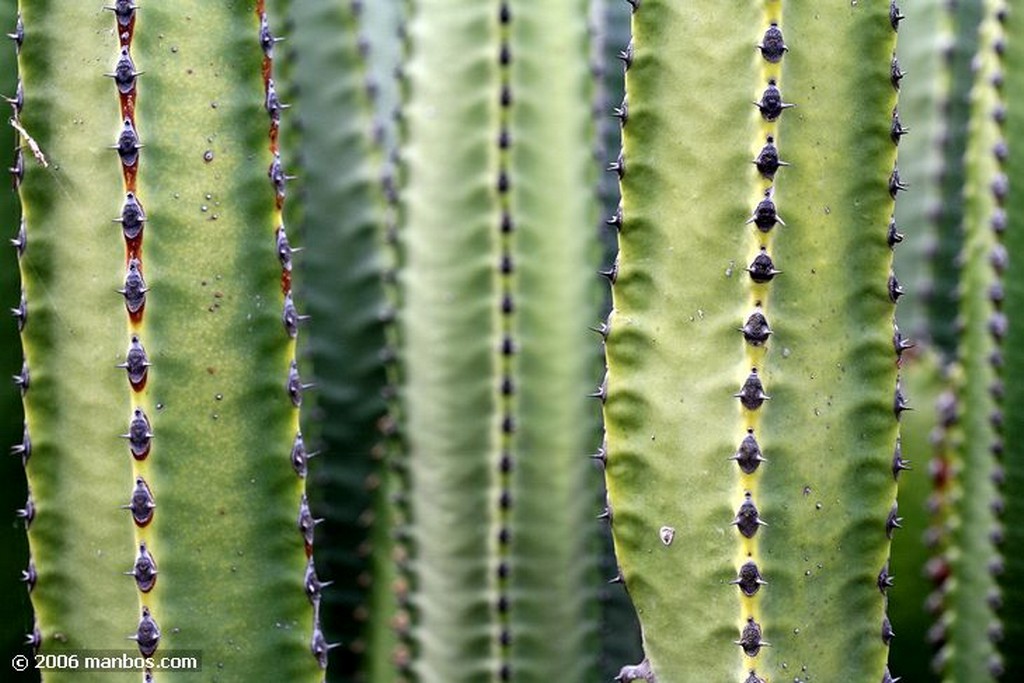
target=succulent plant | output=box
[10,2,321,679]
[7,2,1024,682]
[602,2,903,679]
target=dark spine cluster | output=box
[7,6,42,655]
[494,3,516,680]
[256,1,332,670]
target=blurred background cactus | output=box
[4,1,1024,682]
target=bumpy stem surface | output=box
[399,1,599,680]
[604,2,901,679]
[15,2,320,679]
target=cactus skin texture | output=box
[2,0,35,673]
[887,348,943,683]
[928,0,983,359]
[1000,0,1024,678]
[603,2,900,680]
[591,0,645,678]
[892,0,949,345]
[399,1,599,680]
[14,2,320,679]
[933,2,1007,680]
[276,0,395,679]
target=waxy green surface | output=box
[17,2,319,680]
[400,1,599,680]
[605,2,899,679]
[941,2,1005,681]
[17,3,137,679]
[1001,0,1024,678]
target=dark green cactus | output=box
[276,0,393,679]
[590,0,644,678]
[1,0,35,674]
[603,2,902,679]
[887,347,943,683]
[892,0,949,344]
[927,0,983,358]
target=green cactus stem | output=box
[1000,1,1024,678]
[892,0,950,345]
[933,1,1006,679]
[1,0,35,672]
[14,1,320,679]
[887,347,944,682]
[275,0,395,678]
[603,1,901,679]
[927,0,983,358]
[398,1,600,680]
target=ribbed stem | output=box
[399,2,599,680]
[14,2,320,678]
[277,0,393,678]
[1,0,34,668]
[1000,0,1024,677]
[604,2,900,679]
[937,2,1006,680]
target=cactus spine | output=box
[13,2,321,678]
[603,1,901,679]
[398,1,599,680]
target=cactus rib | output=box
[603,1,901,679]
[399,1,600,679]
[13,1,321,678]
[936,1,1007,680]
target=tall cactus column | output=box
[933,1,1010,680]
[603,1,903,680]
[13,1,322,679]
[399,1,599,680]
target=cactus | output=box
[1,0,34,670]
[11,2,1024,681]
[999,3,1024,679]
[11,2,320,679]
[927,0,983,358]
[274,0,396,679]
[397,1,601,680]
[886,347,943,682]
[892,0,949,344]
[929,1,1006,679]
[603,2,902,680]
[590,0,645,678]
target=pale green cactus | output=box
[11,2,321,679]
[396,1,602,680]
[603,2,903,680]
